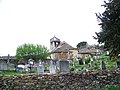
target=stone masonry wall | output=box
[0,69,120,90]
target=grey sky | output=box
[0,0,104,56]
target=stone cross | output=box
[7,54,10,64]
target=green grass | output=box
[0,71,25,76]
[96,85,120,90]
[103,86,120,90]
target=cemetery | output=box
[0,36,120,89]
[0,52,120,90]
[0,0,120,89]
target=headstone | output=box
[39,60,42,65]
[16,68,24,72]
[78,58,83,65]
[49,65,56,74]
[28,59,34,72]
[90,58,94,67]
[56,61,60,72]
[0,61,8,70]
[116,61,120,68]
[59,60,70,72]
[49,60,56,74]
[16,65,25,72]
[83,58,85,65]
[37,65,44,73]
[31,66,37,72]
[106,51,109,55]
[100,60,106,70]
[28,59,34,65]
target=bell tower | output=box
[50,36,61,51]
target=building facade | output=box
[50,36,103,60]
[50,36,76,60]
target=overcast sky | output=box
[0,0,105,56]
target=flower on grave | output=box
[111,56,117,61]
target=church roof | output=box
[78,48,102,54]
[50,36,60,42]
[51,41,74,53]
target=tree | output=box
[94,0,120,57]
[16,43,50,62]
[76,41,88,49]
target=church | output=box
[50,36,78,61]
[49,36,103,61]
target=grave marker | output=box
[59,60,70,72]
[100,60,106,70]
[90,58,94,67]
[37,65,44,73]
[116,61,120,68]
[49,60,56,74]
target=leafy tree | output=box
[16,43,50,61]
[94,0,120,57]
[76,41,87,49]
[92,44,104,50]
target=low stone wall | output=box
[0,69,120,90]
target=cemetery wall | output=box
[0,69,120,90]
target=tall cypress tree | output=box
[94,0,120,57]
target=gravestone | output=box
[37,65,44,73]
[16,68,24,72]
[49,60,56,74]
[59,60,70,72]
[28,59,34,72]
[116,61,120,68]
[82,58,86,65]
[55,61,60,72]
[49,65,56,74]
[90,58,94,67]
[78,58,83,65]
[100,60,106,70]
[0,61,8,70]
[16,65,25,72]
[39,60,42,65]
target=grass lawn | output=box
[95,85,120,90]
[0,71,25,76]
